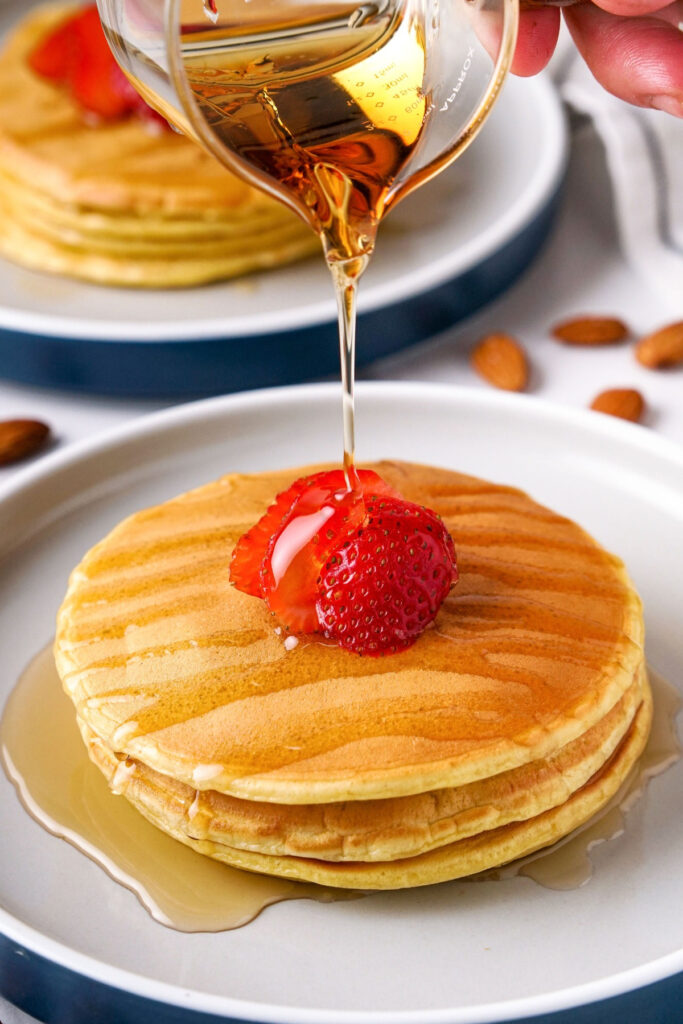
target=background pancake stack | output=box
[55,461,650,889]
[0,5,318,287]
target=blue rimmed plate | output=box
[0,0,567,397]
[0,382,681,1024]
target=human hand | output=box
[512,0,683,117]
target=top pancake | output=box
[54,461,644,804]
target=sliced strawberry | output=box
[230,469,397,633]
[261,476,365,633]
[317,496,458,655]
[230,476,313,598]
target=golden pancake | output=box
[0,167,302,241]
[0,201,317,287]
[78,669,644,863]
[0,5,318,286]
[79,681,653,889]
[55,461,644,804]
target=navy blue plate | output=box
[1,384,682,1023]
[0,187,561,397]
[2,932,683,1024]
[0,61,567,397]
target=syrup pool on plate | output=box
[0,645,355,933]
[0,645,680,932]
[500,671,681,890]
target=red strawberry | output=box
[260,475,364,633]
[72,60,136,121]
[29,5,167,125]
[230,474,315,599]
[230,469,397,633]
[70,7,138,118]
[316,496,457,655]
[29,15,77,80]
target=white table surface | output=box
[0,117,682,1024]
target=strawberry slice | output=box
[230,476,313,599]
[261,474,366,633]
[230,469,397,633]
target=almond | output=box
[635,321,683,369]
[471,333,528,391]
[590,389,645,423]
[551,316,629,346]
[0,419,51,466]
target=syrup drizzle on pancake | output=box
[54,463,644,804]
[1,646,679,932]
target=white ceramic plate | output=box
[0,0,565,343]
[0,383,682,1023]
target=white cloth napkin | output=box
[559,53,683,316]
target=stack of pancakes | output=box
[54,461,650,889]
[0,5,317,287]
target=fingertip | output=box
[511,6,561,77]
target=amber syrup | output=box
[0,646,355,933]
[1,647,679,932]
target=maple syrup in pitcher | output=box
[177,1,435,478]
[100,0,512,480]
[0,644,680,932]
